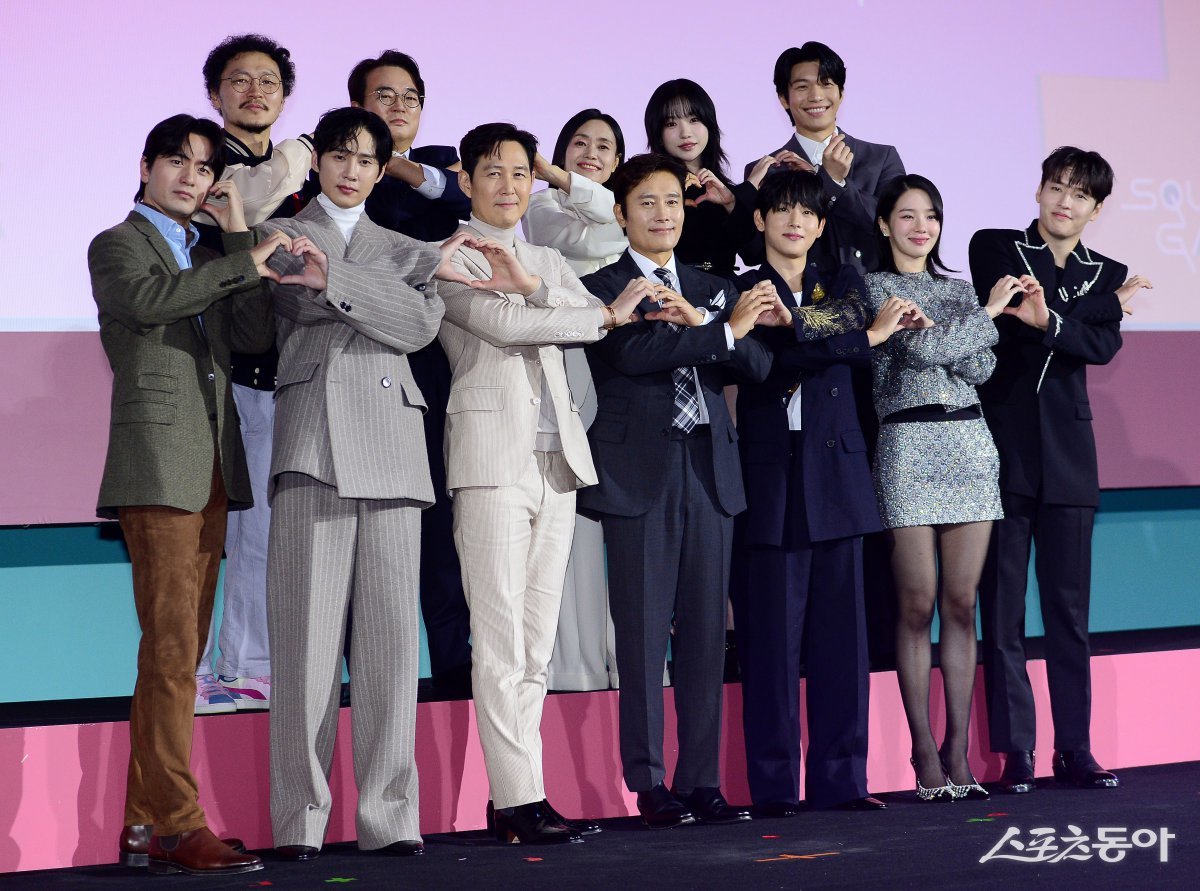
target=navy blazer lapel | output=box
[758,262,804,309]
[675,262,729,315]
[612,251,660,314]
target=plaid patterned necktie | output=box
[653,267,701,433]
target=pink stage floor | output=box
[2,651,1197,873]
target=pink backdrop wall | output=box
[3,652,1199,872]
[0,0,1195,522]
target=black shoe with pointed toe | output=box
[998,750,1036,794]
[541,799,601,835]
[1053,750,1119,788]
[674,787,752,824]
[636,784,695,830]
[493,801,584,845]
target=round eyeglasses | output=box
[221,74,282,94]
[371,88,423,109]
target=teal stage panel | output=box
[2,487,1197,703]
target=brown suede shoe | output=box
[148,827,263,875]
[120,824,246,867]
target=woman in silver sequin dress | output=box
[865,175,1017,802]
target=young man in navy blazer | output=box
[747,42,905,274]
[579,153,774,829]
[348,50,475,695]
[969,147,1150,794]
[732,170,919,815]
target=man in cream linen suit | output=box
[258,108,458,861]
[434,123,643,845]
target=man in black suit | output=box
[732,170,916,815]
[969,146,1151,794]
[747,42,904,274]
[348,50,474,694]
[579,154,774,829]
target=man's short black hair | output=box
[608,153,687,210]
[347,50,426,106]
[313,107,393,166]
[135,114,225,202]
[755,169,828,220]
[1040,146,1115,203]
[203,34,296,97]
[773,42,847,109]
[459,123,538,178]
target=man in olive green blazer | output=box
[89,114,281,876]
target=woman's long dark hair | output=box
[874,174,957,278]
[550,109,625,184]
[644,79,730,183]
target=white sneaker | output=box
[218,675,270,710]
[195,674,240,715]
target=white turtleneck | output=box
[466,215,563,449]
[468,214,519,248]
[317,193,367,244]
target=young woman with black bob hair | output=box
[864,174,1014,802]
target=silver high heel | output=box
[940,753,990,801]
[911,757,961,802]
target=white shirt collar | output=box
[316,193,367,243]
[794,127,840,168]
[628,248,678,283]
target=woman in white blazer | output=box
[522,109,627,691]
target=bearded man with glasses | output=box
[185,34,313,722]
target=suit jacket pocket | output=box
[840,429,867,453]
[276,360,320,390]
[1075,402,1093,420]
[589,418,626,443]
[113,400,176,425]
[446,386,504,413]
[136,372,177,393]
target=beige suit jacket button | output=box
[530,397,541,405]
[381,377,392,388]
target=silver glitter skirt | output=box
[873,417,1003,529]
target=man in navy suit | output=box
[579,154,774,829]
[747,42,904,274]
[348,50,474,694]
[969,147,1151,794]
[731,170,917,815]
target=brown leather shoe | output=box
[120,824,247,867]
[148,827,263,875]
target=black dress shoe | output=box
[757,801,802,818]
[836,796,888,811]
[378,840,425,856]
[636,783,695,830]
[274,844,320,861]
[1052,750,1120,788]
[999,750,1036,794]
[674,787,752,824]
[541,799,601,835]
[493,801,583,845]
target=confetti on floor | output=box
[755,852,840,863]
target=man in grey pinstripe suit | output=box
[434,124,644,845]
[258,108,462,860]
